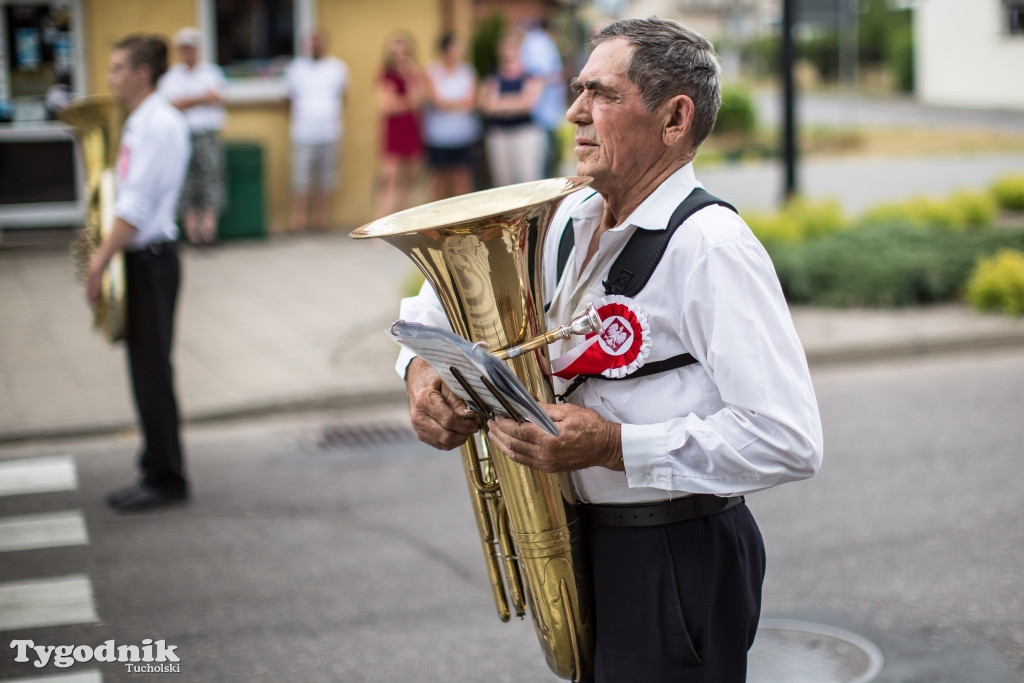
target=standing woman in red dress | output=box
[376,32,425,217]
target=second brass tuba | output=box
[58,95,129,344]
[351,177,596,681]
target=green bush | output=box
[472,13,505,78]
[768,224,1024,307]
[713,86,757,137]
[991,173,1024,211]
[858,191,996,233]
[965,249,1024,315]
[747,197,848,246]
[885,20,915,92]
[402,268,426,299]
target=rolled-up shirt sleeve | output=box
[393,280,451,380]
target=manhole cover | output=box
[748,619,884,683]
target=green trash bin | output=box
[217,142,266,240]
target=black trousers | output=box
[124,245,187,495]
[582,502,765,682]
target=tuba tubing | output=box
[58,95,129,344]
[351,177,596,681]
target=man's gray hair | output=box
[593,17,721,148]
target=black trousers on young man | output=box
[124,243,187,496]
[582,500,766,682]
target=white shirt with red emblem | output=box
[395,164,823,504]
[114,92,190,249]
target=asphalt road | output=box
[2,348,1023,682]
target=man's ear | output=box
[662,94,695,147]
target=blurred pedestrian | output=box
[285,28,349,233]
[520,17,567,177]
[479,30,545,187]
[376,32,425,217]
[44,68,72,120]
[159,27,226,246]
[423,32,481,200]
[95,34,191,512]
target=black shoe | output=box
[106,483,189,512]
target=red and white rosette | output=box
[550,295,652,380]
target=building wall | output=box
[916,0,1024,109]
[81,0,466,233]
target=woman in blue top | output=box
[478,30,545,187]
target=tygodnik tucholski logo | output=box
[10,638,181,673]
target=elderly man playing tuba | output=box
[398,17,823,682]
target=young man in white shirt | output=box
[284,29,349,233]
[159,27,227,246]
[398,18,823,681]
[91,34,191,512]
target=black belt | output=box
[579,495,744,528]
[126,241,175,256]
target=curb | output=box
[3,331,1023,446]
[804,331,1024,366]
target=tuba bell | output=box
[351,177,596,681]
[58,95,129,344]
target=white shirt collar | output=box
[626,163,701,231]
[127,90,165,125]
[567,163,701,233]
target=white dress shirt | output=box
[114,92,190,249]
[396,164,823,504]
[158,62,227,133]
[284,56,349,144]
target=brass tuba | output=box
[58,95,129,344]
[351,177,596,681]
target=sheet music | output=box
[389,321,558,436]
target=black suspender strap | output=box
[604,187,736,296]
[551,187,738,402]
[553,188,736,289]
[552,191,598,304]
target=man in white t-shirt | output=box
[159,27,227,245]
[284,28,349,233]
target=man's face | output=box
[178,44,198,68]
[566,39,666,191]
[107,49,143,105]
[309,34,325,59]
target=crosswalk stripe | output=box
[2,671,103,683]
[0,575,97,631]
[0,511,89,553]
[0,456,77,498]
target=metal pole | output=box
[781,0,798,200]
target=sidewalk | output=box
[2,232,1024,443]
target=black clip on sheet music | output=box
[388,321,559,436]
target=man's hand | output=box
[405,357,479,450]
[486,403,623,473]
[85,251,109,306]
[85,218,137,307]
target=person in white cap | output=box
[159,27,227,246]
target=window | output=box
[198,0,314,101]
[1005,0,1024,35]
[0,0,87,121]
[214,0,294,79]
